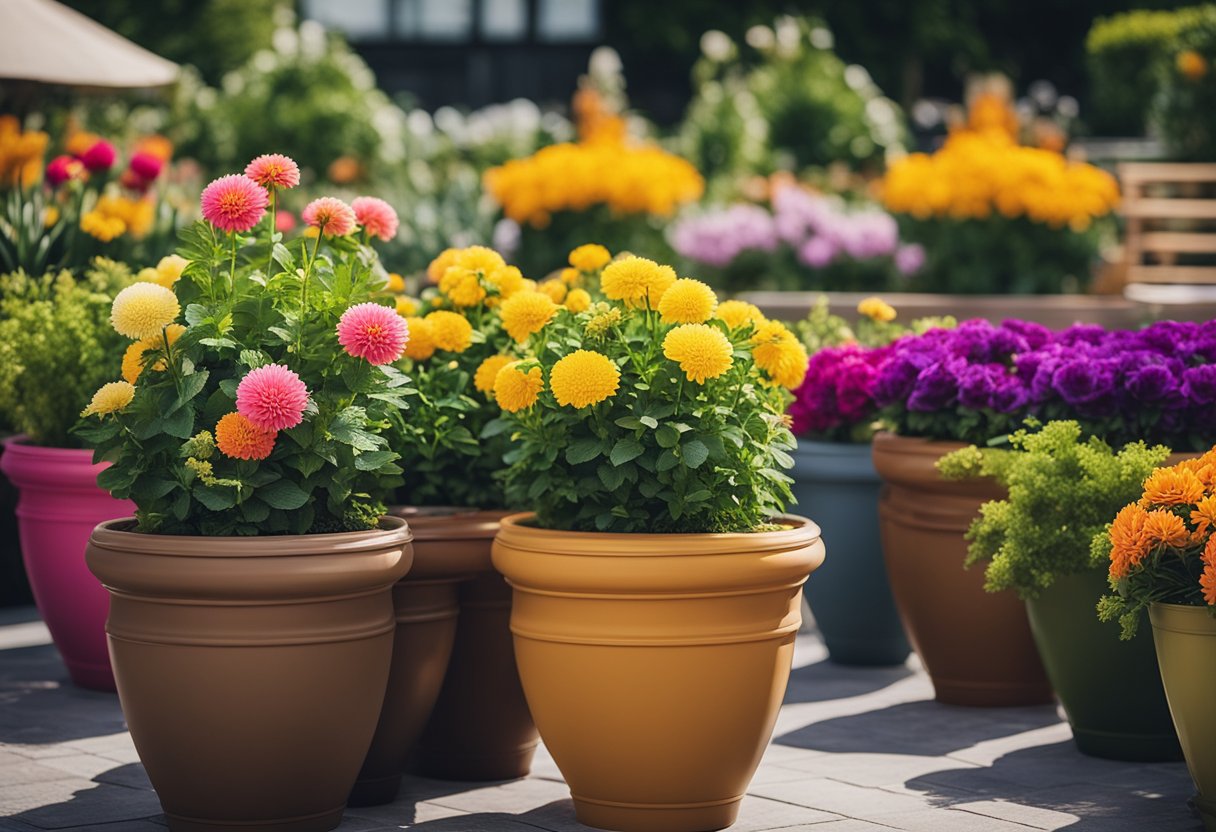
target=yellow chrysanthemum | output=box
[538,280,568,304]
[715,300,766,330]
[111,282,181,340]
[569,244,611,272]
[427,248,461,283]
[426,310,473,353]
[662,323,734,383]
[80,210,125,242]
[395,296,419,317]
[857,297,896,323]
[499,290,558,342]
[81,381,135,417]
[658,278,718,324]
[402,316,436,361]
[153,255,188,288]
[475,354,514,394]
[550,350,620,408]
[751,320,809,388]
[600,256,676,307]
[385,272,406,293]
[456,245,506,275]
[121,324,186,384]
[487,265,526,299]
[494,362,543,412]
[565,288,592,313]
[439,267,487,307]
[560,267,580,286]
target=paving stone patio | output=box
[0,604,1203,832]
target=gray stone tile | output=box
[730,795,844,830]
[0,779,161,827]
[948,799,1079,830]
[427,777,572,815]
[878,807,1048,832]
[749,777,928,820]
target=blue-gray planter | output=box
[792,439,911,666]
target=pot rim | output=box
[496,512,820,557]
[2,434,97,458]
[871,431,970,454]
[1149,601,1216,635]
[89,514,412,558]
[387,505,507,541]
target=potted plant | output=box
[489,253,824,832]
[351,241,552,803]
[0,260,142,690]
[939,420,1182,760]
[785,297,950,666]
[871,318,1216,706]
[1097,450,1216,830]
[79,159,414,832]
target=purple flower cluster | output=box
[789,343,890,440]
[668,204,778,268]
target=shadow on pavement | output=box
[11,763,163,829]
[0,644,125,745]
[782,657,915,705]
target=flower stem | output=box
[228,233,238,297]
[265,188,277,278]
[162,326,182,397]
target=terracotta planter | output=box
[0,437,134,690]
[1027,570,1180,761]
[86,517,413,832]
[493,513,824,832]
[351,508,514,804]
[791,439,910,666]
[872,432,1053,707]
[1150,603,1216,832]
[411,511,539,782]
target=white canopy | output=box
[0,0,178,88]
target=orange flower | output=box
[1109,503,1150,580]
[1144,509,1191,550]
[215,412,277,461]
[1140,466,1206,508]
[1202,537,1216,606]
[1193,494,1216,536]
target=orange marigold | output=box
[1193,494,1216,536]
[1140,466,1206,508]
[1144,509,1191,550]
[1203,537,1216,606]
[215,412,277,461]
[1109,503,1151,580]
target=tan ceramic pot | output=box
[493,513,825,832]
[1150,603,1216,832]
[411,509,538,781]
[872,433,1053,707]
[86,517,413,832]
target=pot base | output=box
[346,774,402,808]
[417,741,537,782]
[1193,793,1216,832]
[66,659,117,692]
[933,679,1054,708]
[1071,726,1183,763]
[572,795,741,832]
[164,806,343,832]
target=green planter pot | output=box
[792,440,911,666]
[1151,602,1216,831]
[1026,570,1181,762]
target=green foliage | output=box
[0,261,133,447]
[795,295,954,354]
[1154,7,1216,160]
[938,420,1171,599]
[77,221,410,536]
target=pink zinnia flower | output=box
[235,364,310,432]
[200,174,269,233]
[302,197,356,237]
[45,155,82,187]
[351,196,399,241]
[79,140,116,172]
[276,210,297,233]
[128,151,164,182]
[245,154,301,190]
[337,302,409,365]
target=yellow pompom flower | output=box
[499,290,558,342]
[385,272,406,293]
[426,310,473,353]
[402,316,436,360]
[600,256,676,307]
[80,210,125,242]
[121,324,186,384]
[857,297,896,323]
[154,255,189,288]
[439,267,487,307]
[456,245,506,275]
[111,282,181,340]
[538,280,568,304]
[494,362,544,412]
[565,288,592,313]
[560,267,580,286]
[751,321,809,388]
[475,354,514,394]
[427,248,461,283]
[662,324,734,383]
[715,300,765,330]
[658,278,718,324]
[82,381,136,417]
[487,264,526,299]
[569,244,611,272]
[550,350,620,408]
[395,296,420,317]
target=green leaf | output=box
[682,439,710,469]
[614,416,644,430]
[162,407,195,439]
[610,438,645,466]
[354,450,397,471]
[565,439,603,465]
[194,484,237,511]
[258,479,309,510]
[655,425,680,448]
[598,463,625,491]
[639,416,659,429]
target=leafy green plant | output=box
[938,420,1171,599]
[490,250,806,533]
[0,260,133,446]
[77,202,411,535]
[1154,6,1216,161]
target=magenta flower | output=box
[79,140,116,172]
[351,196,399,241]
[236,364,310,432]
[302,197,357,237]
[244,154,301,190]
[128,152,164,182]
[200,174,270,233]
[337,303,409,365]
[44,155,81,187]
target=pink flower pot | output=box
[0,437,134,691]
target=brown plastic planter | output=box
[492,513,824,832]
[872,433,1053,707]
[351,508,518,804]
[86,517,413,832]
